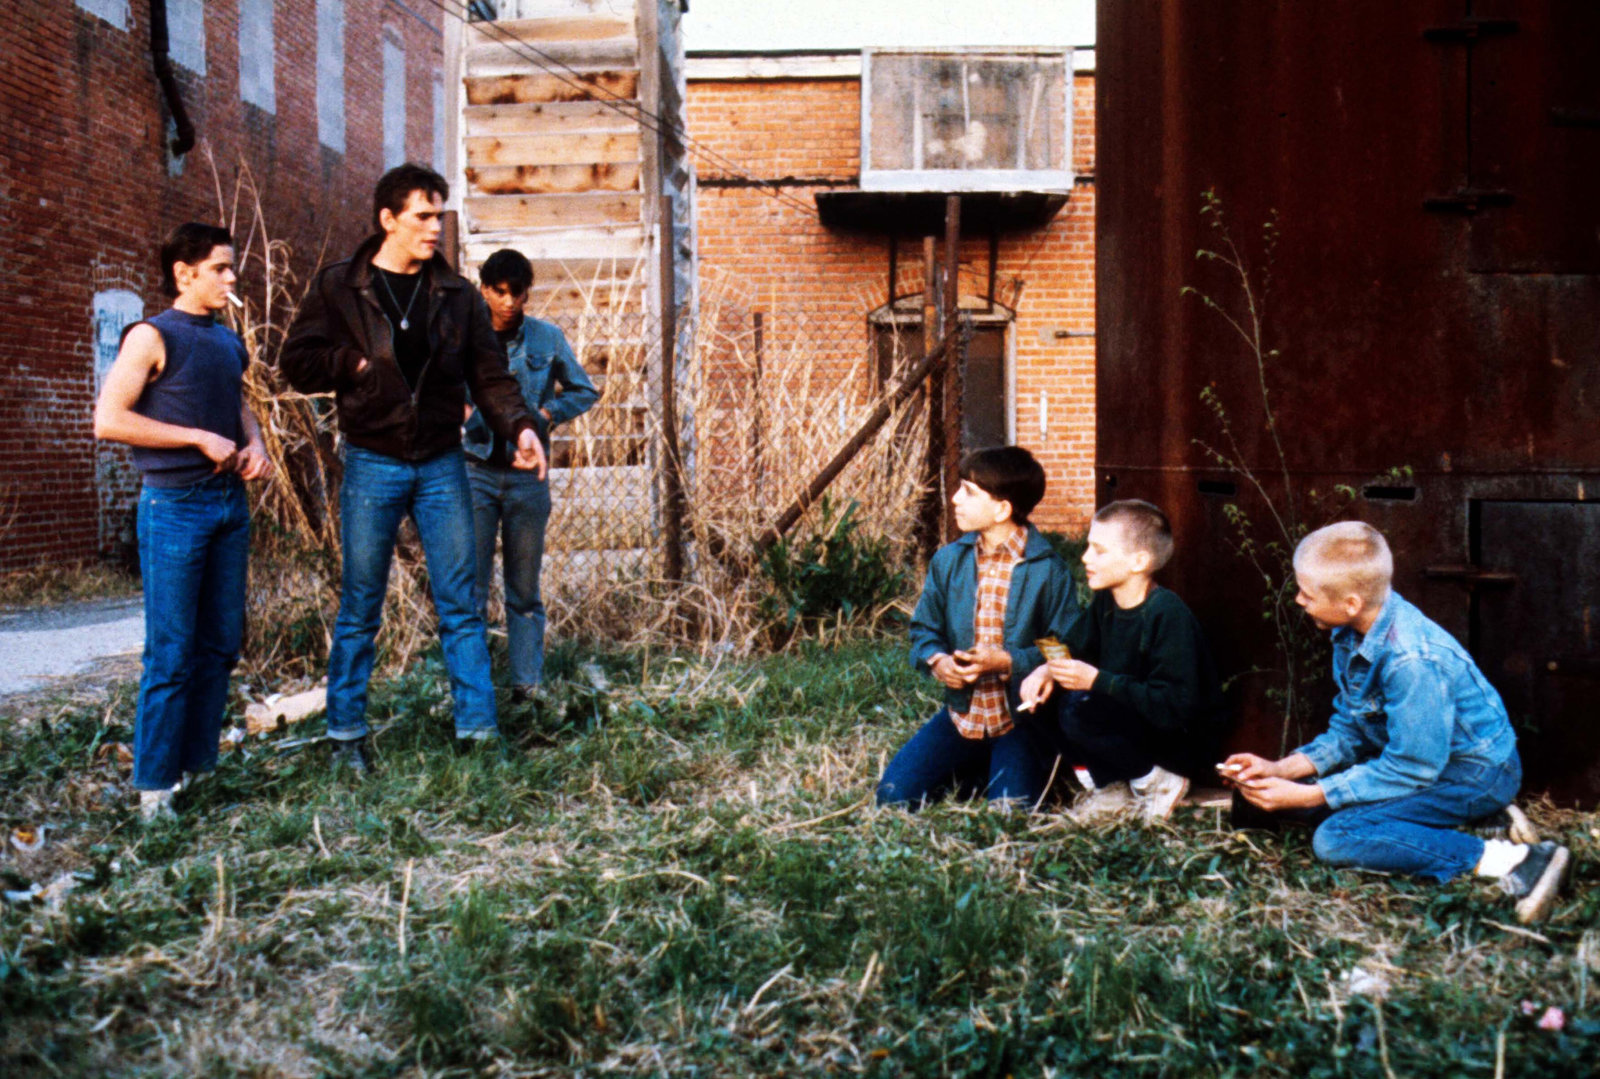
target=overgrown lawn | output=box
[2,641,1597,1076]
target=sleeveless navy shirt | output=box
[131,308,248,488]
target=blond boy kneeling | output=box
[1225,522,1571,924]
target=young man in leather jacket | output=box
[281,164,545,771]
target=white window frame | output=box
[860,47,1074,193]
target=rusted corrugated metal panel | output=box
[1098,1,1600,803]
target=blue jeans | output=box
[877,709,1061,809]
[1311,753,1521,882]
[133,476,250,790]
[327,446,498,741]
[467,463,550,687]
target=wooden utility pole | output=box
[917,236,943,561]
[658,193,685,581]
[941,195,963,541]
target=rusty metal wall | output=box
[1097,1,1600,802]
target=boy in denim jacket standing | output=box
[465,249,599,698]
[1226,521,1571,923]
[876,447,1080,809]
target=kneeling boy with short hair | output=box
[1225,521,1571,923]
[876,447,1080,810]
[1021,500,1226,821]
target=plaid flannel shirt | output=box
[949,527,1028,739]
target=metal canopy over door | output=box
[1472,500,1600,805]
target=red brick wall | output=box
[686,71,1097,534]
[0,1,444,570]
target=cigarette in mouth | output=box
[226,291,244,308]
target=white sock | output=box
[1476,839,1530,878]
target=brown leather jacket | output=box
[281,234,533,461]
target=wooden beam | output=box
[462,229,645,263]
[466,39,637,77]
[462,101,636,137]
[658,193,685,581]
[466,13,636,46]
[465,131,640,168]
[465,193,642,232]
[466,162,640,196]
[500,0,635,21]
[465,71,640,107]
[757,330,960,554]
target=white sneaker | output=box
[1068,781,1134,822]
[139,789,176,823]
[1131,766,1190,822]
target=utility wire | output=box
[421,0,819,216]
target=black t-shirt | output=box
[373,266,429,390]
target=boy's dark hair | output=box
[372,162,450,231]
[480,248,534,294]
[1093,499,1175,572]
[160,223,233,298]
[958,446,1046,525]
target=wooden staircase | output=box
[452,0,671,560]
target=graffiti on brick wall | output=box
[92,286,145,553]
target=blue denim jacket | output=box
[909,526,1081,715]
[1296,591,1517,809]
[463,316,598,462]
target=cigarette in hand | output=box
[1216,762,1243,775]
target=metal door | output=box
[1473,500,1600,804]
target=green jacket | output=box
[909,526,1081,714]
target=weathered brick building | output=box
[685,48,1097,533]
[0,0,447,570]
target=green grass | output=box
[2,638,1598,1076]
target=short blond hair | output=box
[1293,521,1393,606]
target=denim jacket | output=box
[463,316,598,463]
[909,526,1081,715]
[1296,591,1517,809]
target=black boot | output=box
[331,737,373,776]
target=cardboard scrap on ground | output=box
[245,687,328,737]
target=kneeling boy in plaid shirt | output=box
[876,447,1080,810]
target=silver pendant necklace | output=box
[376,267,422,332]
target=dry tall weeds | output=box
[203,153,926,685]
[207,152,438,684]
[531,266,927,656]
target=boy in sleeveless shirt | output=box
[94,223,271,821]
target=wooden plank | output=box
[465,131,640,167]
[490,0,634,24]
[463,230,646,263]
[466,192,642,232]
[465,71,640,106]
[461,253,647,287]
[466,13,635,47]
[463,101,636,137]
[466,38,637,77]
[466,162,640,196]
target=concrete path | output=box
[0,598,144,697]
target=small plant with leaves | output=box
[1183,189,1410,752]
[758,495,909,639]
